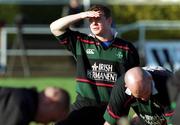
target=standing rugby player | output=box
[50,4,140,125]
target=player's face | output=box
[133,89,151,101]
[89,13,111,36]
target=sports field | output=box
[0,77,76,125]
[0,77,76,101]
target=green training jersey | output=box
[56,29,140,103]
[104,67,173,125]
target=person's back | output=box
[0,86,70,125]
[104,66,173,125]
[0,87,38,125]
[143,66,172,108]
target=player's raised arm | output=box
[50,11,101,36]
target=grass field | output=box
[0,77,77,101]
[0,77,76,125]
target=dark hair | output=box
[88,4,111,18]
[59,88,70,111]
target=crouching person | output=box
[0,86,70,125]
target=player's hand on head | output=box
[80,11,101,19]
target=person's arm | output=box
[126,42,140,69]
[103,77,131,125]
[50,11,101,36]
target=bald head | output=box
[36,87,70,124]
[124,67,152,101]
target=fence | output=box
[118,20,180,71]
[1,21,180,76]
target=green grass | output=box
[0,77,77,125]
[0,77,77,102]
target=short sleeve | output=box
[104,77,131,124]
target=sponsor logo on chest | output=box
[139,114,166,125]
[116,51,123,59]
[86,49,95,54]
[87,62,117,82]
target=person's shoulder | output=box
[0,87,31,93]
[143,66,172,77]
[143,66,166,71]
[114,37,135,46]
[114,37,130,43]
[14,87,37,96]
[143,65,171,71]
[113,38,136,50]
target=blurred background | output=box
[0,0,180,77]
[0,0,180,124]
